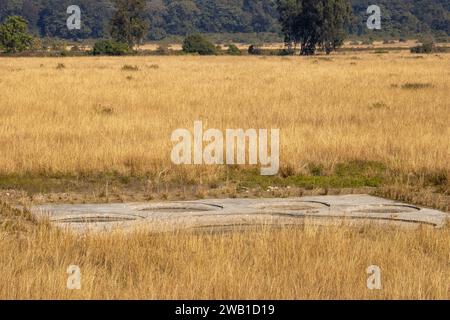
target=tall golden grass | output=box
[0,53,448,182]
[0,53,449,300]
[0,216,448,300]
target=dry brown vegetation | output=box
[0,203,448,300]
[0,52,449,300]
[0,53,448,183]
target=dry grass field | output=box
[0,53,448,182]
[0,52,449,300]
[0,204,448,300]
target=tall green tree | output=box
[110,0,148,48]
[277,0,352,55]
[277,0,302,51]
[0,15,33,53]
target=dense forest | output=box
[0,0,449,41]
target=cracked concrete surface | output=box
[30,194,449,232]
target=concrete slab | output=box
[30,195,449,232]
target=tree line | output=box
[0,0,449,41]
[1,0,449,55]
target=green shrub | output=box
[410,42,434,54]
[0,16,33,53]
[226,44,241,55]
[182,34,216,55]
[92,40,130,56]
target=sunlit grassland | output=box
[0,53,448,185]
[0,203,448,300]
[0,53,449,300]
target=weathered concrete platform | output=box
[30,195,449,232]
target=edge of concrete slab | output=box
[29,194,449,232]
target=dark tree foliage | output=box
[182,33,216,55]
[277,0,301,50]
[35,0,112,39]
[0,15,32,52]
[277,0,351,55]
[110,0,148,48]
[92,39,130,55]
[0,0,448,40]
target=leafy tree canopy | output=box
[110,0,148,48]
[0,0,448,41]
[0,15,32,52]
[277,0,352,55]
